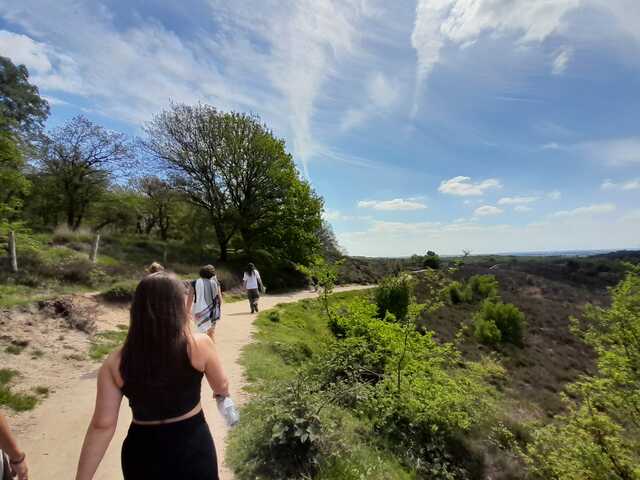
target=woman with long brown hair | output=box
[75,272,230,479]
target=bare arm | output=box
[0,413,28,479]
[75,355,123,480]
[200,336,230,397]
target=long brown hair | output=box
[120,272,190,387]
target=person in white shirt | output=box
[242,263,263,313]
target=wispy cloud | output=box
[498,196,539,205]
[553,203,616,217]
[514,205,533,213]
[601,178,640,190]
[547,190,562,200]
[580,138,640,166]
[474,205,503,216]
[552,46,573,75]
[439,176,502,196]
[340,71,399,132]
[358,198,427,211]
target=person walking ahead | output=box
[189,265,223,340]
[75,272,230,480]
[243,263,263,313]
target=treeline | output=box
[1,55,339,269]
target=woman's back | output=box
[120,348,203,422]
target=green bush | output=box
[448,280,471,304]
[101,280,138,302]
[474,300,526,346]
[423,251,441,270]
[374,274,414,321]
[468,274,499,301]
[267,310,281,322]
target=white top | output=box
[243,270,261,290]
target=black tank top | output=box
[121,354,204,422]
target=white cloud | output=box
[498,196,538,205]
[553,203,616,217]
[0,30,52,73]
[438,176,502,196]
[514,205,533,213]
[547,190,562,200]
[358,198,427,211]
[552,46,573,75]
[601,179,640,191]
[542,142,561,150]
[411,0,579,113]
[474,205,503,216]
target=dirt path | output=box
[18,286,370,479]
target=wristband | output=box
[10,452,26,465]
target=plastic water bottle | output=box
[216,396,240,427]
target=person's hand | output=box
[10,457,28,480]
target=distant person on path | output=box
[75,272,231,480]
[243,263,264,313]
[0,413,29,480]
[188,265,223,340]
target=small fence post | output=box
[9,230,18,273]
[90,234,100,264]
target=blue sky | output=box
[1,0,639,256]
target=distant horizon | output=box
[350,247,640,260]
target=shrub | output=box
[474,300,526,346]
[474,317,502,345]
[101,280,138,302]
[423,251,441,270]
[468,274,499,301]
[52,224,94,244]
[375,274,414,321]
[448,281,470,304]
[227,379,332,479]
[267,310,281,322]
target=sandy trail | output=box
[19,286,370,479]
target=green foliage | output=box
[468,275,499,301]
[448,280,471,304]
[230,290,504,479]
[375,273,415,321]
[0,131,31,223]
[298,257,343,319]
[5,344,25,355]
[0,55,49,136]
[0,368,38,411]
[101,280,138,302]
[473,300,526,346]
[423,250,441,270]
[526,270,640,479]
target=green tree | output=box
[38,116,132,230]
[0,56,49,136]
[0,132,31,224]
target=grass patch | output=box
[89,328,128,360]
[5,345,24,355]
[0,368,38,411]
[223,292,245,304]
[31,349,45,359]
[101,280,138,302]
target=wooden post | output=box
[90,234,100,264]
[9,230,18,273]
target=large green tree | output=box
[38,115,132,230]
[143,103,323,262]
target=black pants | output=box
[247,288,260,312]
[122,411,218,479]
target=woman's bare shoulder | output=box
[103,347,124,386]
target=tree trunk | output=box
[9,230,18,273]
[214,221,231,262]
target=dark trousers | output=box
[121,411,218,479]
